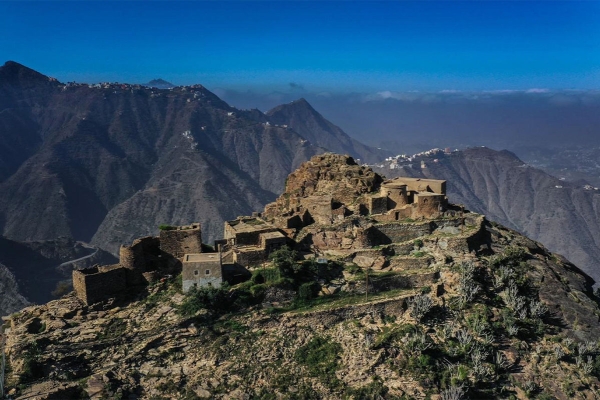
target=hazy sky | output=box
[1,1,599,92]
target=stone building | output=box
[182,253,223,292]
[368,177,447,221]
[72,265,127,305]
[223,217,287,267]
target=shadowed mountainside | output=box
[266,98,384,164]
[0,61,381,254]
[0,236,117,316]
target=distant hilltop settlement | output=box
[73,153,473,305]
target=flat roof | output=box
[226,218,277,233]
[381,181,407,188]
[387,177,446,184]
[183,253,220,262]
[415,192,445,197]
[260,231,286,239]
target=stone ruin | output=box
[217,216,288,267]
[73,224,206,304]
[261,154,448,236]
[73,154,459,305]
[368,177,447,221]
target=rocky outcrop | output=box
[263,153,382,224]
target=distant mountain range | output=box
[144,78,175,89]
[217,88,600,156]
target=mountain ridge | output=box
[0,62,376,253]
[266,98,385,164]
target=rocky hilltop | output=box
[4,154,600,399]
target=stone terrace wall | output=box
[388,256,434,271]
[367,222,432,246]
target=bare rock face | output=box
[283,153,381,200]
[263,153,382,221]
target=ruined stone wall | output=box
[368,196,388,215]
[400,178,446,194]
[224,223,238,241]
[331,206,348,222]
[233,231,260,246]
[160,227,202,259]
[73,266,127,305]
[381,184,408,209]
[391,242,415,256]
[297,224,371,251]
[414,194,446,219]
[371,207,412,223]
[388,256,434,271]
[233,248,267,267]
[301,196,333,225]
[120,237,161,286]
[260,235,287,256]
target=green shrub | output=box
[252,268,281,285]
[250,283,268,297]
[345,263,361,275]
[298,282,320,302]
[158,224,177,231]
[51,280,72,298]
[295,336,342,386]
[178,283,231,316]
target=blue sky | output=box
[1,1,599,91]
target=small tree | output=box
[269,246,299,278]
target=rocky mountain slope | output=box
[0,61,381,255]
[373,147,600,283]
[4,155,600,399]
[266,98,383,164]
